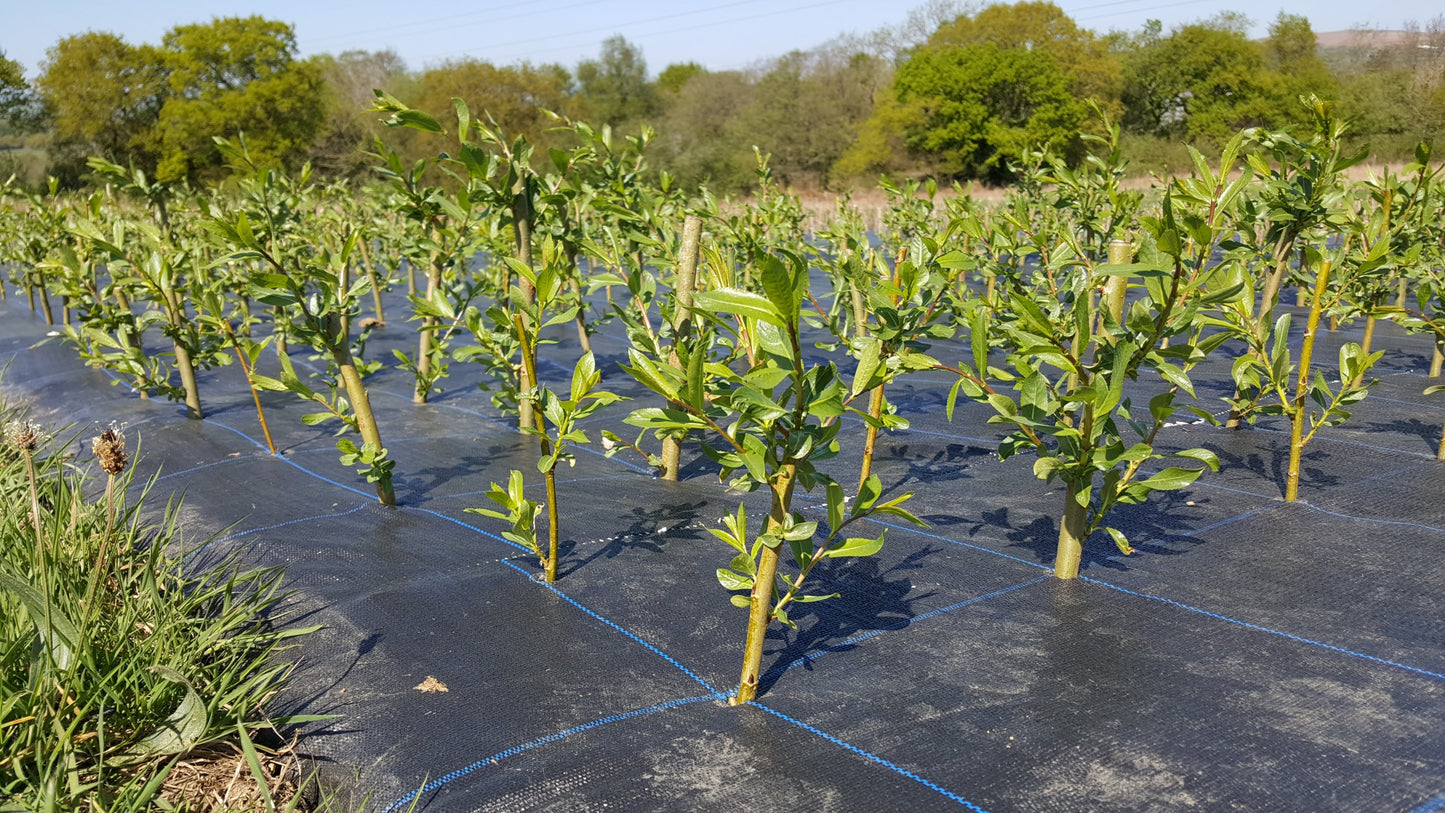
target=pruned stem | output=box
[37,276,53,325]
[335,345,395,506]
[544,467,559,582]
[1353,312,1376,388]
[857,385,884,494]
[662,215,703,481]
[222,321,277,455]
[1055,480,1088,579]
[732,463,796,705]
[1285,259,1332,502]
[414,259,442,404]
[164,289,203,419]
[358,236,387,324]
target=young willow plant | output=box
[946,196,1230,579]
[201,138,396,505]
[621,248,923,704]
[469,351,622,582]
[1212,250,1384,500]
[1223,98,1365,428]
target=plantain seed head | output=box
[4,420,40,454]
[92,423,128,476]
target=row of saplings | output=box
[4,96,1445,705]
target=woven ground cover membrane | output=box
[2,294,1443,812]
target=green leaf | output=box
[389,109,443,133]
[572,351,598,404]
[782,521,818,541]
[716,569,754,591]
[1137,466,1204,492]
[851,337,882,397]
[1174,448,1220,471]
[824,534,885,558]
[826,480,845,534]
[248,374,288,393]
[0,570,79,670]
[757,252,800,326]
[1155,362,1195,399]
[1105,527,1134,556]
[693,288,786,328]
[970,307,989,376]
[684,341,706,410]
[730,594,753,608]
[132,666,208,756]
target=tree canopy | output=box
[893,42,1087,181]
[155,17,325,183]
[10,4,1437,191]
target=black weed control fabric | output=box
[3,293,1444,813]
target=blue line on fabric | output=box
[766,575,1049,679]
[852,514,1052,573]
[274,430,481,448]
[184,504,370,560]
[862,508,1445,681]
[1370,394,1445,412]
[149,454,260,484]
[1298,501,1445,534]
[379,694,721,813]
[1409,795,1445,813]
[500,559,721,694]
[1081,577,1445,682]
[202,417,377,500]
[408,506,522,552]
[1242,421,1433,459]
[751,703,989,812]
[423,474,633,502]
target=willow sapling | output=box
[203,137,396,505]
[946,191,1231,579]
[847,234,962,493]
[1224,98,1366,428]
[471,349,622,581]
[622,248,923,703]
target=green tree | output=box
[891,43,1088,181]
[35,32,167,182]
[927,1,1121,104]
[0,51,37,130]
[412,58,574,157]
[155,16,326,184]
[738,49,883,186]
[657,61,703,94]
[652,69,754,191]
[1265,14,1336,119]
[1120,18,1289,142]
[576,35,657,126]
[831,92,929,181]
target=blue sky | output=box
[5,0,1439,78]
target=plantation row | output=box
[2,94,1444,706]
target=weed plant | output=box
[0,414,320,809]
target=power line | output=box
[423,0,781,62]
[424,0,868,67]
[1074,0,1215,25]
[305,0,610,49]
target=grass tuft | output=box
[0,408,325,811]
